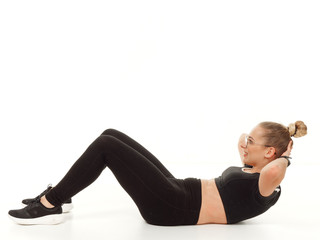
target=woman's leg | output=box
[100,128,175,178]
[45,134,179,214]
[9,130,200,226]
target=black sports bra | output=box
[215,166,281,224]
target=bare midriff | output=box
[196,179,227,224]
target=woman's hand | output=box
[281,140,293,157]
[238,133,246,148]
[238,133,247,165]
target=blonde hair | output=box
[258,121,307,158]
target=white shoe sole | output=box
[22,203,73,213]
[8,213,65,225]
[62,203,73,213]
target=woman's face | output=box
[242,125,274,167]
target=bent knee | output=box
[95,135,124,154]
[101,128,119,136]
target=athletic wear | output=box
[8,128,282,226]
[215,166,281,224]
[22,184,73,213]
[9,199,64,225]
[244,164,253,168]
[44,129,202,226]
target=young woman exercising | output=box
[8,121,307,225]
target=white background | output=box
[1,1,319,239]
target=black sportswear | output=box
[45,129,202,226]
[215,166,281,224]
[10,128,283,226]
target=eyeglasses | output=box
[245,135,271,148]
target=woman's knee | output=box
[97,134,118,145]
[100,128,119,136]
[95,135,123,154]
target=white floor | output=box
[2,164,319,240]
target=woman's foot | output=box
[40,195,55,208]
[21,184,73,213]
[8,199,64,225]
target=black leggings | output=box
[46,129,202,226]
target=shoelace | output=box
[30,184,52,203]
[26,198,41,210]
[26,196,58,210]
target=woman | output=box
[8,121,307,226]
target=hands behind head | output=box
[282,140,293,157]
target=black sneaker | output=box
[22,184,73,213]
[8,199,64,225]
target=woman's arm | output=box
[259,141,293,196]
[262,140,292,173]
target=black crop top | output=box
[215,166,281,224]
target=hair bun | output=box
[288,121,307,138]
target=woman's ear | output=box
[265,147,277,159]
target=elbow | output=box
[269,165,281,177]
[264,164,286,185]
[262,165,281,179]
